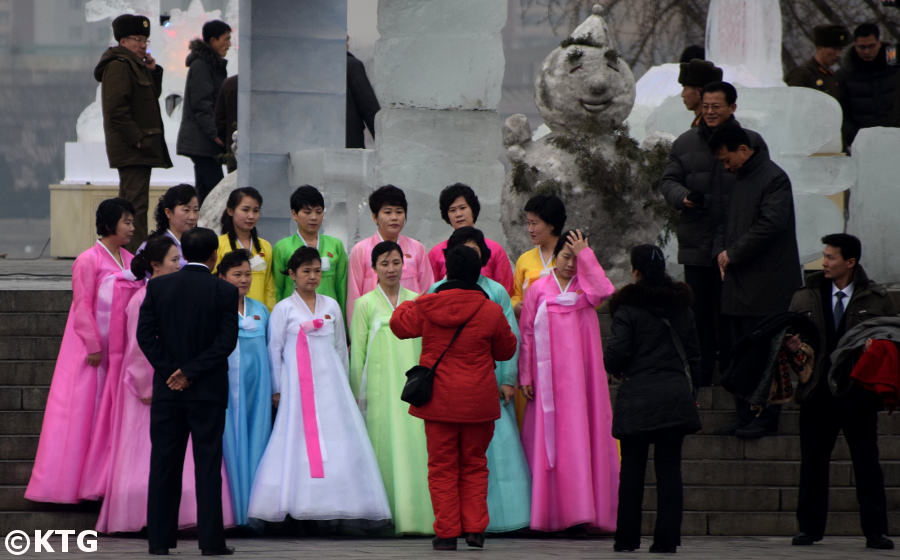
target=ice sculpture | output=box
[500,5,669,286]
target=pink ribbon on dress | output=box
[296,318,325,478]
[533,300,556,468]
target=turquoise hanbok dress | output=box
[429,275,532,532]
[224,296,272,525]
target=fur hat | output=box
[813,24,850,48]
[112,14,150,41]
[678,59,723,88]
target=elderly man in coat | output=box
[94,14,173,253]
[709,123,801,439]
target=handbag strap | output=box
[661,317,694,388]
[430,300,486,374]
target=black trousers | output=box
[191,156,224,205]
[721,314,782,430]
[117,165,151,254]
[797,385,888,538]
[683,265,721,385]
[615,430,685,549]
[148,400,226,551]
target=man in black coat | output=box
[137,227,238,556]
[837,23,900,150]
[346,50,380,149]
[659,81,768,386]
[788,234,894,550]
[709,124,801,438]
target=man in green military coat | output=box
[785,24,851,101]
[94,14,173,252]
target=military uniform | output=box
[785,57,840,99]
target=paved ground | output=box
[0,256,72,291]
[3,535,896,559]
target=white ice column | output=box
[372,0,507,248]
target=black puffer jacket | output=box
[177,39,227,158]
[837,44,900,149]
[714,149,802,317]
[605,281,702,438]
[659,116,768,266]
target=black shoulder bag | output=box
[401,323,466,406]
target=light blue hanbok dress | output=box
[429,275,532,532]
[224,296,272,525]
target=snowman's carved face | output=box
[535,42,635,132]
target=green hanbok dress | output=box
[273,232,348,317]
[349,285,434,534]
[429,275,532,532]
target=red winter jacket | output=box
[390,283,518,423]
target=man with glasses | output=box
[837,23,900,151]
[659,81,767,396]
[94,14,172,253]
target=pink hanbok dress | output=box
[518,249,619,531]
[347,233,433,321]
[96,286,234,533]
[427,237,514,295]
[25,242,134,504]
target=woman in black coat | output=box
[604,245,702,554]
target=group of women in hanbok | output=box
[27,181,633,543]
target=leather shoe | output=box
[148,548,168,555]
[464,532,485,548]
[613,542,637,552]
[201,546,235,556]
[866,535,894,549]
[791,533,821,545]
[649,543,677,553]
[432,537,457,551]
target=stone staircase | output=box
[0,288,897,537]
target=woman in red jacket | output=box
[391,245,518,551]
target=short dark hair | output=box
[369,185,408,215]
[702,80,738,106]
[708,124,751,153]
[447,226,490,267]
[630,244,671,286]
[181,227,219,263]
[284,246,321,274]
[131,234,176,278]
[371,240,403,268]
[202,20,231,43]
[822,233,862,263]
[96,197,135,237]
[445,245,481,285]
[290,185,325,212]
[438,183,481,224]
[553,230,572,257]
[216,249,250,276]
[524,194,567,236]
[854,23,880,40]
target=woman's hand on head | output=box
[566,229,589,255]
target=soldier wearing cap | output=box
[678,59,724,127]
[94,14,173,253]
[785,24,851,100]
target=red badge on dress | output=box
[327,252,334,258]
[253,315,261,320]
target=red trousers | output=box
[424,420,495,538]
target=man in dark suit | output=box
[137,227,238,556]
[788,234,894,550]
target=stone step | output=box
[0,436,38,460]
[0,337,61,361]
[0,510,98,537]
[695,409,900,436]
[641,485,900,513]
[0,291,72,313]
[682,434,900,461]
[648,459,900,487]
[0,411,43,436]
[642,511,900,536]
[0,387,49,411]
[0,313,68,337]
[0,361,55,386]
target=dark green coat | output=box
[789,265,896,402]
[785,56,840,100]
[94,46,172,169]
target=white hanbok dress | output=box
[247,292,391,521]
